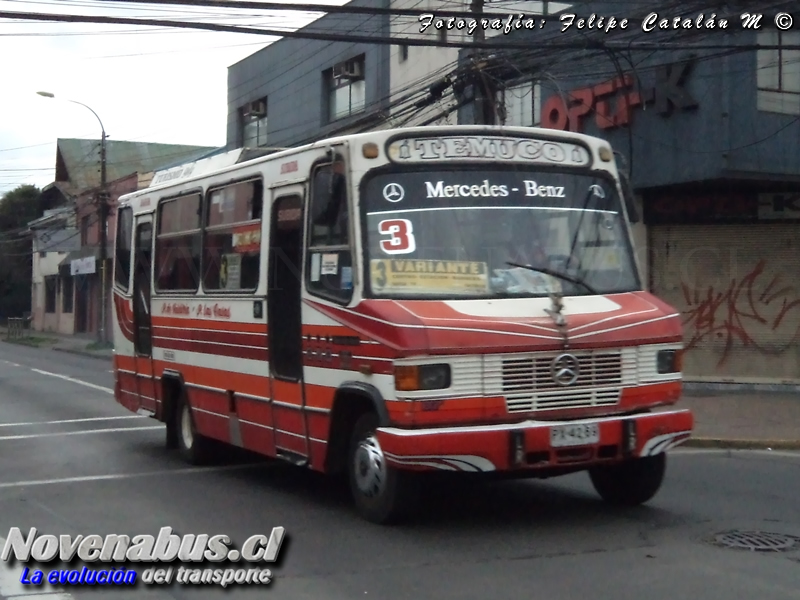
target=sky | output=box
[0,0,350,196]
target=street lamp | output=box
[37,91,109,345]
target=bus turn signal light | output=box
[394,364,451,391]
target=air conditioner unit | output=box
[243,100,266,118]
[334,60,363,80]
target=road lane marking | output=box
[0,464,265,490]
[0,426,162,441]
[28,369,113,395]
[0,535,73,598]
[0,416,145,428]
[0,361,22,367]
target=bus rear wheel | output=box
[176,391,211,465]
[347,412,418,524]
[588,453,666,506]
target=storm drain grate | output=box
[712,531,800,552]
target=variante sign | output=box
[541,60,698,133]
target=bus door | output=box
[267,186,309,464]
[131,215,158,416]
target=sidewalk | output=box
[0,326,113,361]
[1,327,798,450]
[679,389,800,450]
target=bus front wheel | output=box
[347,412,418,524]
[588,453,667,506]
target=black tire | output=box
[176,390,211,465]
[165,404,179,450]
[589,453,667,506]
[347,412,419,524]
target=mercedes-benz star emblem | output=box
[589,184,605,198]
[382,182,404,203]
[550,353,580,386]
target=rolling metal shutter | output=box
[649,224,800,383]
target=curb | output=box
[683,438,800,450]
[683,382,800,395]
[1,339,48,349]
[52,347,113,362]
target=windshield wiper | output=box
[505,261,599,295]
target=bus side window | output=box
[202,178,263,292]
[307,155,353,304]
[114,206,133,292]
[310,159,348,247]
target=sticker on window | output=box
[341,266,353,290]
[220,253,242,290]
[321,253,339,275]
[370,259,489,295]
[310,253,321,282]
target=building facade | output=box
[30,139,215,339]
[226,0,392,151]
[457,3,800,383]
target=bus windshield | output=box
[361,168,640,299]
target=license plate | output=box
[550,423,600,447]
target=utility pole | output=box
[469,0,495,125]
[98,130,108,345]
[36,91,109,344]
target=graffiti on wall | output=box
[681,260,800,368]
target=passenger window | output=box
[154,193,202,292]
[202,179,263,291]
[307,154,353,303]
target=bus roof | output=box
[117,125,615,208]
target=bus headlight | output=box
[656,349,683,374]
[394,364,451,391]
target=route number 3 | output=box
[378,219,416,255]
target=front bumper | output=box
[376,408,693,473]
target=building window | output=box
[502,81,541,127]
[61,276,74,313]
[155,193,202,292]
[203,178,263,292]
[114,206,133,291]
[399,44,408,62]
[45,276,57,313]
[757,31,800,115]
[241,97,268,147]
[438,28,447,43]
[327,56,366,122]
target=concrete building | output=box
[226,0,392,151]
[457,1,800,383]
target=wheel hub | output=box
[181,405,194,448]
[353,435,386,498]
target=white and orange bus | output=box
[111,125,693,524]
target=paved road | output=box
[1,342,800,600]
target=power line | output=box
[93,0,539,20]
[5,9,800,50]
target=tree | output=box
[0,185,54,320]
